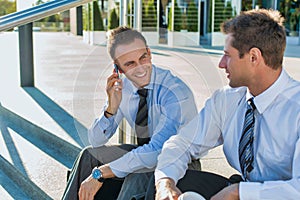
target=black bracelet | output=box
[105,110,114,116]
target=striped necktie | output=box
[239,98,256,180]
[135,89,150,146]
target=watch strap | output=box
[97,177,105,183]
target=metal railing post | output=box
[19,23,34,87]
[118,119,126,144]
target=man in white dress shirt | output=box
[153,9,300,200]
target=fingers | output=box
[156,192,178,200]
[106,73,122,91]
[78,186,93,200]
[78,178,102,200]
[107,73,118,87]
[155,178,181,200]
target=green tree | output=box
[142,0,157,31]
[127,0,134,28]
[0,0,16,16]
[108,8,119,30]
[187,1,198,32]
[83,1,104,31]
[35,0,45,5]
[213,0,224,32]
[93,1,104,31]
[242,0,254,11]
[83,3,92,31]
[289,8,300,32]
[168,0,182,31]
[35,0,61,23]
[223,1,233,21]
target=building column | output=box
[134,0,142,31]
[119,0,128,26]
[70,6,83,36]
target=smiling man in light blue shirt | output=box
[154,9,300,200]
[62,26,199,200]
[89,66,197,177]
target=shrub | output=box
[108,8,119,30]
[168,0,182,31]
[187,1,198,32]
[93,1,104,31]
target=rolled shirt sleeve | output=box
[155,88,235,183]
[88,109,123,147]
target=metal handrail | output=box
[0,0,92,32]
[0,0,64,20]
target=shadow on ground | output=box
[0,86,89,198]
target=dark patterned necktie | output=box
[135,89,150,146]
[239,98,256,179]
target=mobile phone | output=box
[114,64,120,79]
[113,64,120,88]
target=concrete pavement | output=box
[0,32,299,199]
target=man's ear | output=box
[114,62,124,73]
[249,47,262,64]
[146,47,152,59]
[117,65,124,74]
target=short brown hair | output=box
[107,26,148,60]
[221,9,286,69]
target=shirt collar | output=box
[146,64,155,91]
[246,69,290,114]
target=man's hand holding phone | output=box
[114,64,121,89]
[105,64,123,117]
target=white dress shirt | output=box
[155,69,300,199]
[88,65,198,177]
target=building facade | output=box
[80,0,300,46]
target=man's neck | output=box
[249,67,282,97]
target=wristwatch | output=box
[92,167,105,183]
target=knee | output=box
[79,146,105,166]
[78,146,94,160]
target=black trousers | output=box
[62,144,202,200]
[61,144,136,200]
[145,170,243,200]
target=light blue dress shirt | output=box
[88,65,198,177]
[155,69,300,199]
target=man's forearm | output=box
[155,178,182,200]
[211,184,239,200]
[98,164,115,179]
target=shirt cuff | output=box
[98,114,114,133]
[154,165,183,185]
[239,181,261,200]
[155,170,169,183]
[88,115,115,147]
[109,154,137,178]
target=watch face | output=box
[92,168,102,180]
